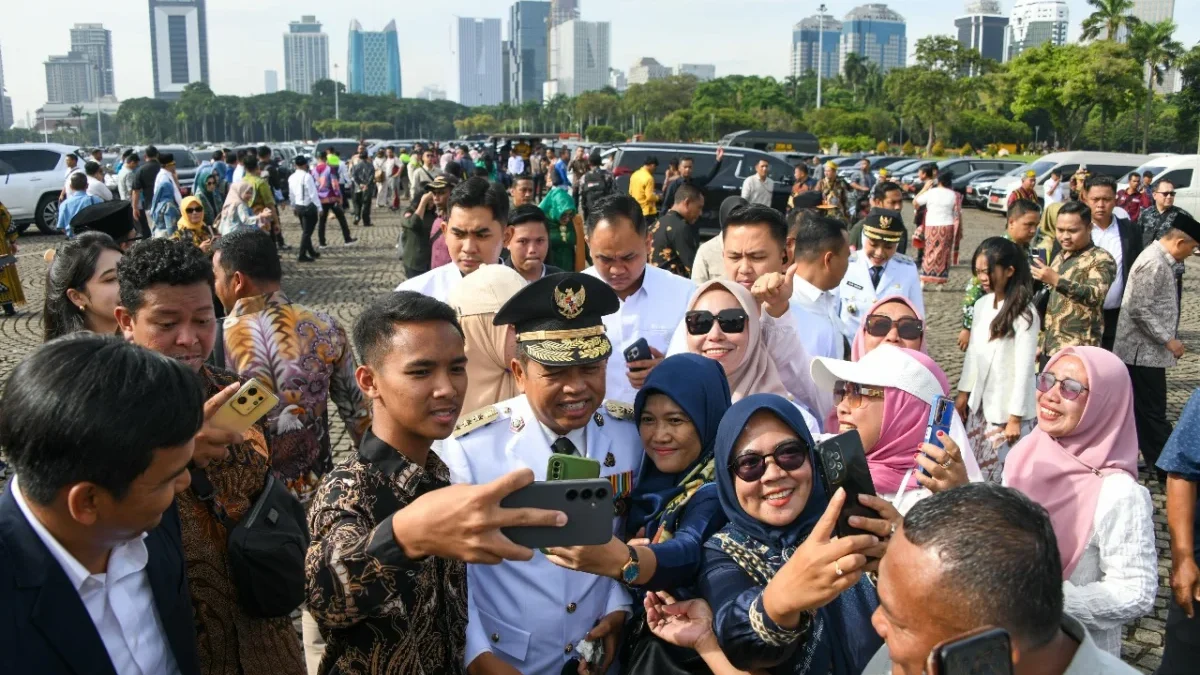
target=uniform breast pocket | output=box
[478,607,532,662]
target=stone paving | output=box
[3,202,1196,672]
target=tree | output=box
[914,35,986,77]
[842,53,869,99]
[585,125,626,143]
[885,67,957,154]
[1128,20,1183,153]
[1080,0,1139,41]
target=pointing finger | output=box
[811,487,846,542]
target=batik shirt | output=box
[1041,244,1117,355]
[223,291,370,502]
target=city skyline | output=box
[2,0,1198,125]
[284,15,329,95]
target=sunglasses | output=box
[864,314,924,340]
[833,380,887,409]
[1156,191,1177,197]
[685,308,748,335]
[1035,372,1090,401]
[731,440,809,482]
[185,207,204,214]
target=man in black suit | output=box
[0,334,203,675]
[1084,174,1145,351]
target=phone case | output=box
[921,395,956,477]
[500,479,615,549]
[210,378,281,434]
[548,454,602,481]
[929,626,1013,675]
[815,431,879,539]
[623,337,650,364]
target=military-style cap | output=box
[862,208,905,243]
[71,199,140,244]
[493,272,619,366]
[1171,211,1200,244]
[791,191,824,209]
[428,174,459,191]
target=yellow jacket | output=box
[629,166,658,216]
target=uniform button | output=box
[565,643,574,653]
[566,602,577,613]
[490,633,500,643]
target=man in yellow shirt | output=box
[629,155,660,223]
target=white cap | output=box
[810,344,944,405]
[447,264,528,317]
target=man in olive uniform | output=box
[838,208,923,339]
[439,272,641,675]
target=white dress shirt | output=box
[1091,222,1125,310]
[232,165,245,184]
[586,265,696,404]
[11,476,180,675]
[507,155,526,175]
[740,175,775,206]
[86,176,114,201]
[395,262,468,303]
[790,276,846,361]
[287,170,322,211]
[1044,178,1067,205]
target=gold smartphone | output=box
[210,378,280,434]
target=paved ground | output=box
[2,201,1195,672]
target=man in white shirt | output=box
[395,177,508,302]
[288,155,324,262]
[0,335,202,675]
[1083,174,1144,351]
[85,161,114,201]
[740,158,775,207]
[584,194,696,404]
[507,151,525,177]
[1045,168,1067,205]
[789,210,850,362]
[838,209,924,339]
[59,152,84,201]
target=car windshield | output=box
[1129,163,1167,180]
[1023,160,1057,178]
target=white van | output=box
[987,151,1152,213]
[0,143,86,234]
[1119,154,1198,217]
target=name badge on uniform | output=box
[608,470,634,516]
[846,281,864,290]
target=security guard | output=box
[439,272,642,675]
[838,207,924,339]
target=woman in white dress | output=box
[913,172,962,287]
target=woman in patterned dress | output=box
[0,201,25,316]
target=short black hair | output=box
[444,162,464,179]
[0,334,204,505]
[793,213,848,261]
[353,291,464,368]
[584,193,647,237]
[257,145,271,158]
[212,229,281,283]
[84,160,101,176]
[918,162,937,177]
[144,145,159,159]
[589,151,602,167]
[1083,173,1117,194]
[872,181,902,201]
[158,152,175,166]
[1056,200,1092,226]
[512,173,534,184]
[937,173,953,188]
[723,204,788,250]
[1007,199,1042,221]
[674,183,703,204]
[211,149,224,161]
[294,155,309,167]
[508,203,550,234]
[242,155,259,172]
[69,172,87,191]
[448,176,509,224]
[117,238,215,313]
[472,165,490,178]
[644,155,659,167]
[903,484,1063,649]
[1152,178,1175,192]
[793,163,809,175]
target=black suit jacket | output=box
[0,487,200,675]
[1114,216,1144,288]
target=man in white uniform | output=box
[441,272,640,675]
[395,177,507,302]
[839,208,923,339]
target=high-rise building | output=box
[546,19,610,98]
[628,58,670,85]
[70,23,115,97]
[609,68,627,92]
[284,15,330,95]
[450,17,503,107]
[347,19,402,97]
[676,64,716,82]
[0,44,12,129]
[955,1,1008,69]
[549,0,580,28]
[502,40,512,104]
[1131,0,1177,92]
[45,52,96,104]
[840,4,906,73]
[1007,0,1068,61]
[792,14,842,78]
[265,70,278,93]
[148,0,210,100]
[417,84,447,101]
[508,1,551,106]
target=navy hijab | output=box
[626,353,732,539]
[710,393,880,675]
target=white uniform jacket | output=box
[837,252,924,339]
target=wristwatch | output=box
[620,545,640,586]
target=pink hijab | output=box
[867,349,951,494]
[850,295,928,361]
[1003,346,1138,578]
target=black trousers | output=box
[318,203,352,245]
[353,186,374,226]
[1159,596,1200,674]
[1127,364,1172,477]
[295,206,318,258]
[1101,307,1120,351]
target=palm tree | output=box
[842,52,869,99]
[1080,0,1139,41]
[1129,20,1183,153]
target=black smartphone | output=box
[1032,248,1048,266]
[623,337,651,365]
[927,627,1013,675]
[499,478,614,549]
[814,430,879,539]
[920,395,956,478]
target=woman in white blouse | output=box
[1004,346,1157,657]
[956,237,1040,482]
[913,172,963,289]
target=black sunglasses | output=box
[1156,191,1177,197]
[731,440,809,482]
[1035,372,1090,401]
[185,207,204,214]
[685,308,749,336]
[864,314,924,340]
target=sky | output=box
[3,0,1198,125]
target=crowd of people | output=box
[0,137,1199,675]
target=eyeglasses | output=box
[833,380,887,409]
[1035,372,1090,401]
[185,207,204,214]
[864,314,924,340]
[1156,191,1177,197]
[685,308,749,335]
[731,440,809,482]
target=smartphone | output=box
[921,395,956,477]
[814,431,878,539]
[623,337,651,366]
[1032,248,1048,266]
[500,478,615,549]
[548,454,602,481]
[926,627,1013,675]
[209,378,280,434]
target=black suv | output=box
[610,142,794,239]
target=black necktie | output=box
[552,437,578,456]
[870,266,884,289]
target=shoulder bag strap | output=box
[189,468,239,530]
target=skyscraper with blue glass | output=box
[508,1,551,105]
[840,3,906,74]
[347,19,402,98]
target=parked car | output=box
[950,169,1006,194]
[134,145,199,197]
[986,151,1154,213]
[895,158,1025,197]
[1119,154,1198,216]
[315,138,363,161]
[0,143,85,234]
[876,158,922,180]
[964,172,1005,210]
[719,130,820,154]
[610,142,795,239]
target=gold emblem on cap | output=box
[554,285,586,320]
[878,215,892,229]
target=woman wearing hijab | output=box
[538,187,587,272]
[1003,346,1156,657]
[193,165,222,228]
[149,152,182,237]
[849,295,926,361]
[811,345,981,514]
[174,195,215,251]
[645,394,896,674]
[1157,389,1200,674]
[447,264,527,415]
[218,181,268,236]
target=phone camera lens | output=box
[581,489,593,500]
[237,396,247,405]
[596,488,608,499]
[248,387,258,396]
[565,489,578,501]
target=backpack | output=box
[579,169,614,215]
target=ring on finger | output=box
[834,559,844,577]
[890,522,897,536]
[940,458,953,469]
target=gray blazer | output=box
[1113,242,1179,368]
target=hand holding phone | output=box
[499,479,615,549]
[210,378,280,434]
[920,396,956,478]
[623,337,651,367]
[815,431,879,538]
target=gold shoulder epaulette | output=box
[453,406,499,438]
[604,401,634,421]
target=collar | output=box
[1154,239,1178,264]
[1060,613,1108,673]
[792,274,831,303]
[1091,219,1116,232]
[357,428,430,476]
[228,290,290,319]
[535,416,588,454]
